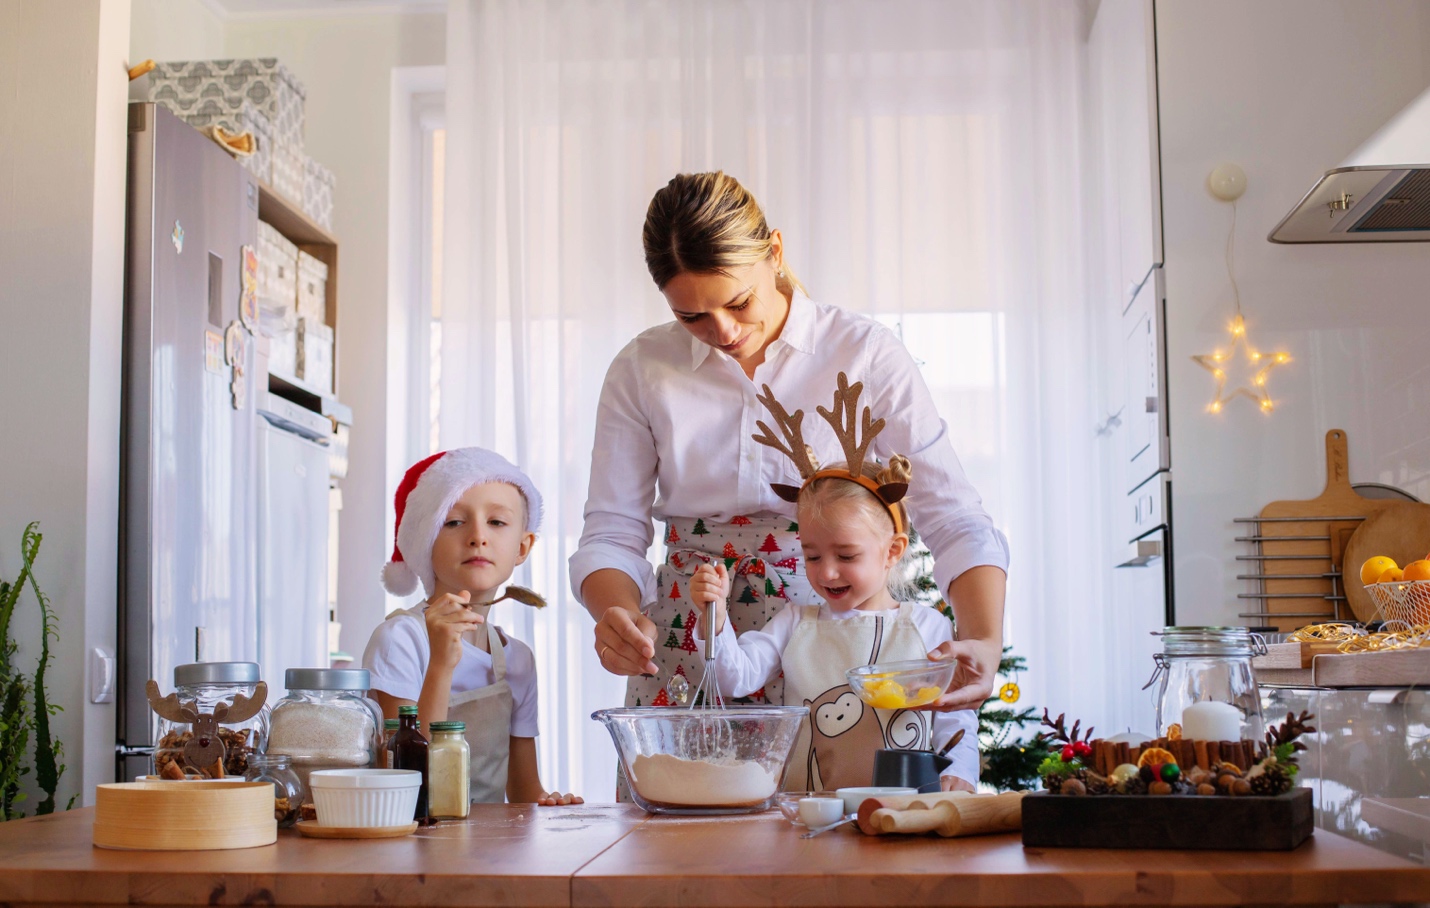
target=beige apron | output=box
[406,607,514,804]
[782,602,932,792]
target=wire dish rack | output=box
[1233,514,1364,630]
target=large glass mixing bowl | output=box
[592,706,809,815]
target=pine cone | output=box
[1084,772,1111,795]
[1249,762,1293,796]
[1122,777,1148,796]
[1044,767,1087,794]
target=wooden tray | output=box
[295,820,418,839]
[93,781,276,851]
[1021,788,1313,850]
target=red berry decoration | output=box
[1061,745,1076,762]
[1071,741,1092,759]
[1160,763,1181,783]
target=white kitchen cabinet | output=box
[1089,0,1163,312]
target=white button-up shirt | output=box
[569,292,1010,608]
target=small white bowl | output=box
[797,797,845,827]
[309,769,421,827]
[834,786,917,815]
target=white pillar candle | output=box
[1102,731,1152,746]
[1180,701,1243,741]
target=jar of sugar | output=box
[268,669,383,794]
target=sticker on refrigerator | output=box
[204,329,224,375]
[171,220,185,254]
[224,320,245,365]
[239,244,259,333]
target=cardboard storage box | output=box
[297,251,328,325]
[296,318,333,395]
[148,58,306,147]
[304,156,336,231]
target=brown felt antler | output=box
[146,679,196,723]
[213,682,268,725]
[753,383,820,502]
[815,372,885,480]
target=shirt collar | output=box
[688,290,817,371]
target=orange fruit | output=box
[1361,556,1399,585]
[1166,723,1183,741]
[1377,567,1405,584]
[1137,747,1178,768]
[1402,560,1430,582]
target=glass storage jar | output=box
[1145,626,1267,742]
[427,721,470,820]
[152,662,269,779]
[245,753,304,827]
[268,668,382,792]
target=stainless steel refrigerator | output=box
[118,103,332,780]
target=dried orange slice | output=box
[1166,723,1183,741]
[1137,747,1178,768]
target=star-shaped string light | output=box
[1191,172,1293,415]
[1191,315,1291,414]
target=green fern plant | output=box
[0,523,68,820]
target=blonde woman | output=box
[570,173,1008,783]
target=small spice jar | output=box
[152,662,269,779]
[1146,626,1268,742]
[427,721,470,820]
[268,669,383,792]
[381,719,399,768]
[245,753,304,827]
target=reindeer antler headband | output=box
[752,372,910,534]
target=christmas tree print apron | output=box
[626,516,819,710]
[781,602,933,792]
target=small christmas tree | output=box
[765,578,779,597]
[668,580,681,599]
[787,521,799,532]
[663,629,680,649]
[692,518,709,536]
[680,610,700,652]
[666,524,680,545]
[722,542,739,559]
[651,689,671,707]
[759,534,781,553]
[671,613,683,629]
[731,515,751,526]
[737,586,759,605]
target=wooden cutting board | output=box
[1250,430,1401,632]
[1341,502,1430,622]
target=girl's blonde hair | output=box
[797,457,917,600]
[642,172,806,296]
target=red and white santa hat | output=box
[381,447,544,597]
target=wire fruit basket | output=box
[1366,579,1430,627]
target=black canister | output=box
[871,748,952,793]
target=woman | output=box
[569,172,1008,777]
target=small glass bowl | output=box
[845,660,955,710]
[774,790,839,824]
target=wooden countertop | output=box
[0,803,1427,908]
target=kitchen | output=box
[2,0,1430,905]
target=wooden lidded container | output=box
[93,781,276,850]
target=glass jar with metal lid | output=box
[1144,627,1268,742]
[427,721,470,820]
[151,662,269,779]
[268,668,383,792]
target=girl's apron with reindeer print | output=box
[782,602,931,792]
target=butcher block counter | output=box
[0,802,1427,908]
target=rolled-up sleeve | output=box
[569,344,661,609]
[867,330,1011,598]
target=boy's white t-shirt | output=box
[361,607,540,738]
[696,600,978,785]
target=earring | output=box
[777,269,785,278]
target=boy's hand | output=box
[425,591,482,669]
[689,563,731,635]
[536,791,584,806]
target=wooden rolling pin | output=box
[855,791,1026,837]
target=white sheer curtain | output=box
[443,0,1116,798]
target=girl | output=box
[689,375,977,792]
[363,447,581,806]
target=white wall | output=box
[0,0,131,809]
[1157,0,1430,627]
[222,13,445,660]
[129,0,223,63]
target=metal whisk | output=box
[677,592,735,760]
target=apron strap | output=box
[487,621,507,681]
[799,605,821,622]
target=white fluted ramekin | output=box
[308,769,420,827]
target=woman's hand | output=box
[940,775,976,793]
[689,563,731,635]
[536,791,585,806]
[922,638,1001,712]
[424,592,482,669]
[594,606,659,677]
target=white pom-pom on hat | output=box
[382,448,544,599]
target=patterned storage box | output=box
[148,58,306,147]
[297,251,328,326]
[304,156,336,231]
[297,318,334,395]
[160,97,274,184]
[269,328,298,380]
[256,221,298,337]
[272,140,305,206]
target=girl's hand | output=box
[425,591,482,669]
[536,791,584,806]
[940,775,976,792]
[689,563,731,634]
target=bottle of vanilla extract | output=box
[391,705,429,821]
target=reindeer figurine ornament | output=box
[752,371,910,531]
[146,678,267,777]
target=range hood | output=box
[1269,84,1430,243]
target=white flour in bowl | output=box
[629,753,778,807]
